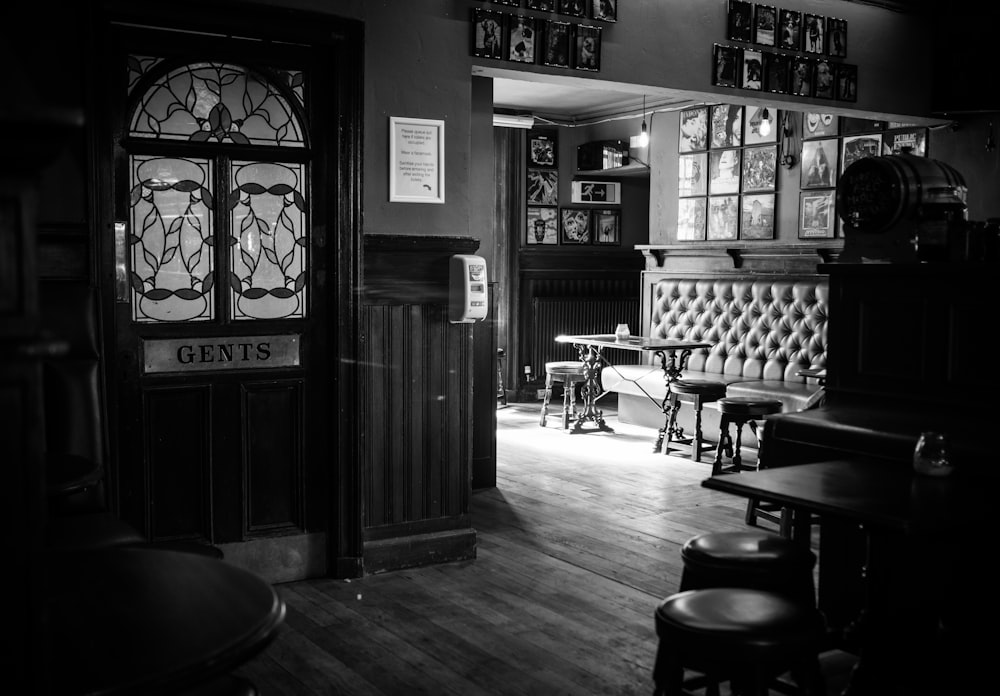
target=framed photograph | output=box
[754,5,777,47]
[679,106,709,152]
[709,149,742,195]
[592,209,621,245]
[814,59,835,100]
[471,9,506,60]
[571,180,621,204]
[528,130,557,168]
[710,104,743,149]
[827,17,847,58]
[727,1,753,42]
[799,190,836,239]
[741,48,763,90]
[790,56,813,97]
[558,0,586,18]
[883,128,928,157]
[678,153,708,197]
[526,206,559,245]
[527,0,555,10]
[712,44,741,88]
[592,1,618,23]
[542,20,572,67]
[508,16,537,64]
[800,138,838,189]
[741,145,777,193]
[708,195,740,240]
[841,117,885,136]
[803,13,825,54]
[841,134,883,174]
[678,198,708,241]
[836,64,858,102]
[764,52,790,94]
[778,9,801,50]
[802,112,838,139]
[560,207,592,244]
[574,24,601,71]
[741,193,776,240]
[744,106,777,145]
[527,169,559,205]
[389,116,445,204]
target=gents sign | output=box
[143,335,300,374]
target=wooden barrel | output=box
[837,153,967,234]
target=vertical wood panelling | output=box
[243,380,304,535]
[144,385,212,542]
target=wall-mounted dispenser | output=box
[448,254,488,323]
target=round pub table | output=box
[44,546,285,695]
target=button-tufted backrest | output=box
[648,278,828,380]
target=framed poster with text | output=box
[389,116,444,203]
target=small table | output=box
[44,546,286,695]
[555,334,710,435]
[702,459,990,695]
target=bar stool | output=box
[661,379,727,462]
[539,361,586,429]
[679,530,817,607]
[653,588,826,696]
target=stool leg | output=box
[562,380,573,430]
[712,416,731,475]
[661,394,681,456]
[539,373,553,427]
[732,421,745,471]
[691,396,704,463]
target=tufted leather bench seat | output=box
[602,277,828,447]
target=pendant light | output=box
[637,95,649,148]
[758,107,772,137]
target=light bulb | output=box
[637,120,649,148]
[759,108,771,137]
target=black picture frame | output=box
[778,9,801,51]
[800,138,838,189]
[527,0,555,9]
[836,64,858,102]
[678,198,708,241]
[799,190,836,239]
[558,0,587,18]
[709,148,742,195]
[741,193,776,240]
[591,0,617,23]
[508,15,538,64]
[574,24,601,71]
[741,48,763,90]
[592,209,621,245]
[827,17,848,58]
[712,44,741,88]
[527,168,559,205]
[471,9,506,60]
[727,1,753,42]
[678,152,708,197]
[814,59,835,100]
[790,56,813,97]
[560,207,592,244]
[708,194,740,241]
[744,106,778,145]
[528,130,557,168]
[763,52,790,94]
[754,5,777,47]
[542,20,572,68]
[741,144,777,193]
[679,106,710,153]
[841,134,883,174]
[526,206,559,245]
[803,13,825,54]
[710,104,744,149]
[802,112,838,139]
[883,128,928,157]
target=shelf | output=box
[576,162,649,178]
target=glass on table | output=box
[614,323,630,340]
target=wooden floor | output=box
[235,398,856,695]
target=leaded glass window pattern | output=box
[128,61,305,147]
[129,156,216,323]
[228,161,307,320]
[127,56,165,95]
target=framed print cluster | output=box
[678,153,707,197]
[800,138,838,189]
[388,116,444,204]
[802,112,838,139]
[679,107,709,153]
[473,5,606,71]
[742,145,777,193]
[744,106,778,145]
[711,104,744,149]
[799,190,836,238]
[841,133,882,174]
[526,206,559,245]
[529,129,557,168]
[528,169,559,205]
[678,198,707,241]
[741,193,776,239]
[708,195,740,241]
[560,207,593,244]
[709,149,742,195]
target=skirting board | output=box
[363,528,477,575]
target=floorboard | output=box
[234,398,855,695]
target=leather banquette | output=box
[602,276,829,445]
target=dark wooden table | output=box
[702,459,991,695]
[555,333,710,438]
[44,546,286,695]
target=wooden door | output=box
[100,14,351,582]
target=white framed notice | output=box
[389,116,445,203]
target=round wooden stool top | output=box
[544,361,586,379]
[669,379,727,399]
[717,396,782,417]
[681,530,815,572]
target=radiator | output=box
[531,297,639,377]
